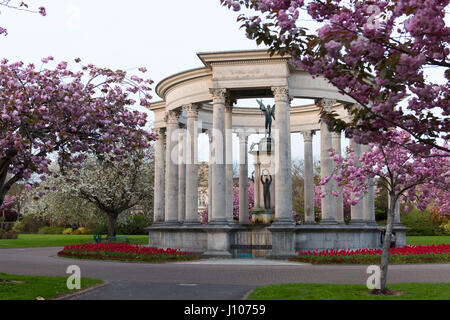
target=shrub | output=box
[17,215,47,233]
[1,209,18,222]
[116,214,152,235]
[0,230,18,239]
[442,221,450,234]
[375,207,387,221]
[38,226,64,234]
[62,228,73,235]
[90,223,108,235]
[401,209,448,236]
[73,227,90,235]
[11,220,24,233]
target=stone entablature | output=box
[152,49,355,113]
[151,103,349,132]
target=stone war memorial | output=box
[147,49,407,259]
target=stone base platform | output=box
[294,224,407,251]
[147,223,408,259]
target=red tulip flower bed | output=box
[290,244,450,264]
[57,243,198,263]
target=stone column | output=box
[254,155,261,208]
[302,130,315,224]
[225,99,235,224]
[209,88,227,225]
[271,86,294,225]
[202,89,232,259]
[361,144,376,225]
[332,131,344,223]
[394,201,401,224]
[350,138,365,224]
[184,104,200,224]
[268,86,295,259]
[319,98,337,224]
[207,130,213,221]
[153,128,166,224]
[238,131,249,225]
[164,109,181,225]
[178,125,186,223]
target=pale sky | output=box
[3,1,444,172]
[0,0,332,168]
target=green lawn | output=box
[407,236,450,245]
[0,234,148,249]
[247,283,450,300]
[0,273,103,300]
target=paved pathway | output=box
[1,247,449,300]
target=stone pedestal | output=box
[249,137,275,224]
[201,225,233,258]
[267,224,296,259]
[251,208,274,225]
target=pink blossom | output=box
[0,58,154,209]
[220,0,450,155]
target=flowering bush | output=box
[62,228,73,235]
[57,243,197,263]
[291,244,450,264]
[37,226,64,234]
[0,230,18,239]
[73,227,89,235]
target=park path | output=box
[1,247,449,299]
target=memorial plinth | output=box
[250,137,275,225]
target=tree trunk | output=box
[107,213,117,238]
[0,158,12,208]
[379,192,396,293]
[0,186,7,210]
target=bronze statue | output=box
[260,171,272,209]
[257,99,275,137]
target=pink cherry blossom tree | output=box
[0,194,18,221]
[0,1,46,36]
[326,129,449,293]
[0,57,155,211]
[425,187,450,218]
[221,0,449,156]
